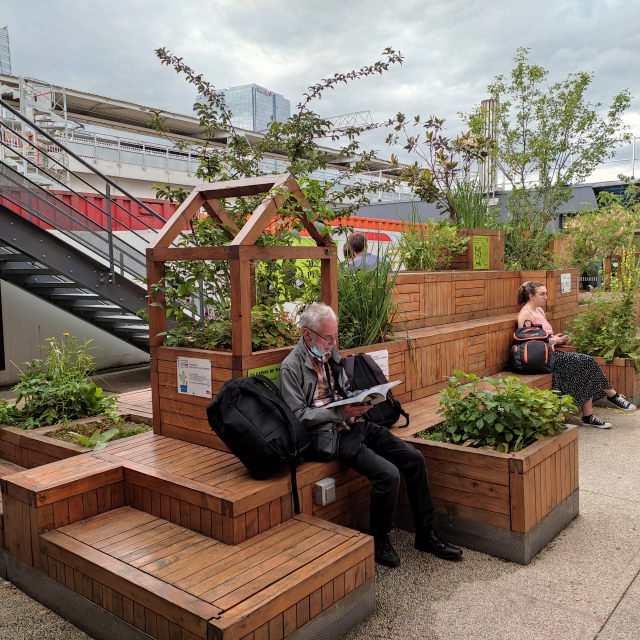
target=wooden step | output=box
[40,506,373,640]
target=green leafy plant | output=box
[570,292,640,369]
[562,185,640,272]
[465,47,631,270]
[448,181,499,229]
[395,214,469,271]
[0,334,116,430]
[338,255,398,349]
[147,48,404,351]
[608,247,640,294]
[435,371,576,453]
[68,427,119,451]
[386,115,494,224]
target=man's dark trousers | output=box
[343,420,435,536]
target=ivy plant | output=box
[435,371,576,453]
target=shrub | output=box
[570,292,640,369]
[435,371,576,452]
[0,334,116,429]
[395,217,468,271]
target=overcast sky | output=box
[3,0,640,180]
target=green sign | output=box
[247,363,282,383]
[472,236,490,270]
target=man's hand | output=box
[343,403,371,419]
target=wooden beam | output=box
[283,177,329,246]
[201,199,239,240]
[151,190,203,249]
[230,174,291,246]
[199,174,292,200]
[148,247,232,262]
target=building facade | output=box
[222,84,290,132]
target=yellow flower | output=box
[63,332,70,336]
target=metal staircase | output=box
[0,98,177,352]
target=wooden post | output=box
[320,245,338,313]
[146,250,166,348]
[230,246,254,360]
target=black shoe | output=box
[581,414,612,429]
[415,528,463,561]
[608,393,637,411]
[374,533,400,568]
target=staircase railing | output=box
[0,98,179,283]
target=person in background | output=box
[345,232,381,270]
[517,281,636,429]
[279,302,463,567]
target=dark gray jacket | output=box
[279,338,352,431]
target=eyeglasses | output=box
[306,327,338,344]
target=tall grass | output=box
[448,182,498,229]
[338,256,398,349]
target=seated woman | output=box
[517,281,636,428]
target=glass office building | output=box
[0,26,11,74]
[221,84,290,132]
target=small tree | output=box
[466,47,631,269]
[385,114,493,224]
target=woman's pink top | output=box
[531,314,554,335]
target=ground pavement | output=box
[0,374,638,639]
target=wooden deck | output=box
[41,506,372,640]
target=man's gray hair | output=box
[299,303,337,330]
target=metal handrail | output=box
[0,98,166,222]
[0,164,146,280]
[0,130,161,245]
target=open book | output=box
[325,380,401,408]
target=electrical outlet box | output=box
[313,477,336,506]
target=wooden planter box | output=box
[398,425,579,564]
[0,416,149,469]
[593,356,640,405]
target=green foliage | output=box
[502,224,555,271]
[448,181,499,229]
[161,304,299,352]
[68,427,119,451]
[570,292,640,369]
[386,115,493,224]
[395,214,469,271]
[0,335,116,430]
[466,47,631,270]
[338,256,398,349]
[148,48,404,350]
[609,248,640,294]
[437,371,575,453]
[562,185,640,272]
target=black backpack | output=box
[510,321,556,374]
[343,353,409,428]
[206,375,310,514]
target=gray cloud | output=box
[3,0,639,168]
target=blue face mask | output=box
[310,344,329,358]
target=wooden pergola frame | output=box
[146,173,338,359]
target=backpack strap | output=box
[244,375,302,515]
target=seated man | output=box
[279,302,462,567]
[345,232,381,270]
